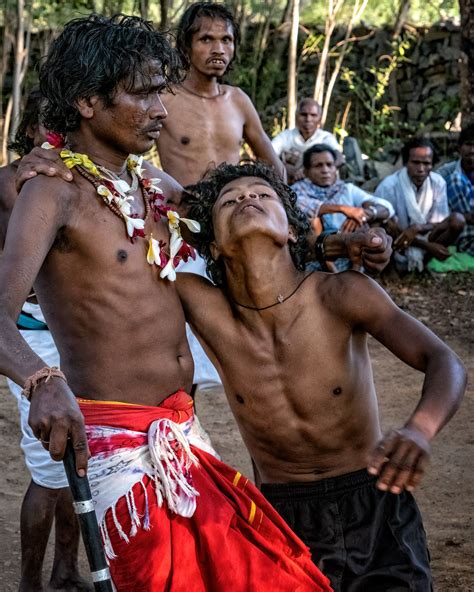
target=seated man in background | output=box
[272,98,342,183]
[293,144,393,270]
[443,125,474,256]
[376,138,465,272]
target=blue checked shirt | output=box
[446,161,474,255]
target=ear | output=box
[26,122,38,140]
[76,96,100,120]
[288,225,298,244]
[209,240,221,261]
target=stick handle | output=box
[63,441,114,592]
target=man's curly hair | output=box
[184,162,310,287]
[40,14,184,134]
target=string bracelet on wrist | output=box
[21,366,67,401]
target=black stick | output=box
[63,440,114,592]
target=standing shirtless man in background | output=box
[157,2,285,186]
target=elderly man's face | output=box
[296,103,321,139]
[406,147,433,188]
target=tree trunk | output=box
[393,0,410,39]
[287,0,299,128]
[160,0,168,29]
[139,0,149,20]
[9,0,32,162]
[459,0,474,126]
[251,1,276,103]
[254,0,293,111]
[313,0,345,105]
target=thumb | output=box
[366,231,383,246]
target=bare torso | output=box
[19,166,193,405]
[158,85,247,186]
[178,271,382,483]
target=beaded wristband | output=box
[21,366,67,401]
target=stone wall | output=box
[259,20,462,155]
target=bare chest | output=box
[162,94,245,154]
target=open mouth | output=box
[208,59,226,66]
[239,203,263,213]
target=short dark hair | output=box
[184,162,310,288]
[459,124,474,146]
[7,87,43,157]
[298,98,321,113]
[176,2,240,70]
[401,138,438,165]
[303,144,338,169]
[39,13,183,134]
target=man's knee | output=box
[448,212,466,232]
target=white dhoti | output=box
[7,304,68,489]
[177,255,222,390]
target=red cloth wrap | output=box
[79,393,332,592]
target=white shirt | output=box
[271,127,341,168]
[375,169,448,230]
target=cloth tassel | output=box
[148,418,199,517]
[111,504,130,545]
[140,480,151,531]
[100,522,117,560]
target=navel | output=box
[117,249,128,262]
[235,394,245,404]
[332,387,343,396]
[181,136,190,145]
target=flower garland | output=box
[42,138,199,281]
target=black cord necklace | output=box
[230,271,315,312]
[181,83,223,99]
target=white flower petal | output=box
[147,236,161,265]
[160,260,177,281]
[180,217,201,233]
[124,215,145,237]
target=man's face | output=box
[296,103,321,139]
[305,151,337,187]
[460,139,474,174]
[406,147,433,187]
[189,17,235,78]
[211,176,291,257]
[89,61,168,156]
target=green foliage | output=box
[300,0,459,27]
[341,38,412,155]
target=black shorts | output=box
[261,469,432,592]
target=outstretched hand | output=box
[28,378,89,477]
[16,147,73,192]
[344,228,392,274]
[367,426,431,494]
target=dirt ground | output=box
[0,274,472,591]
